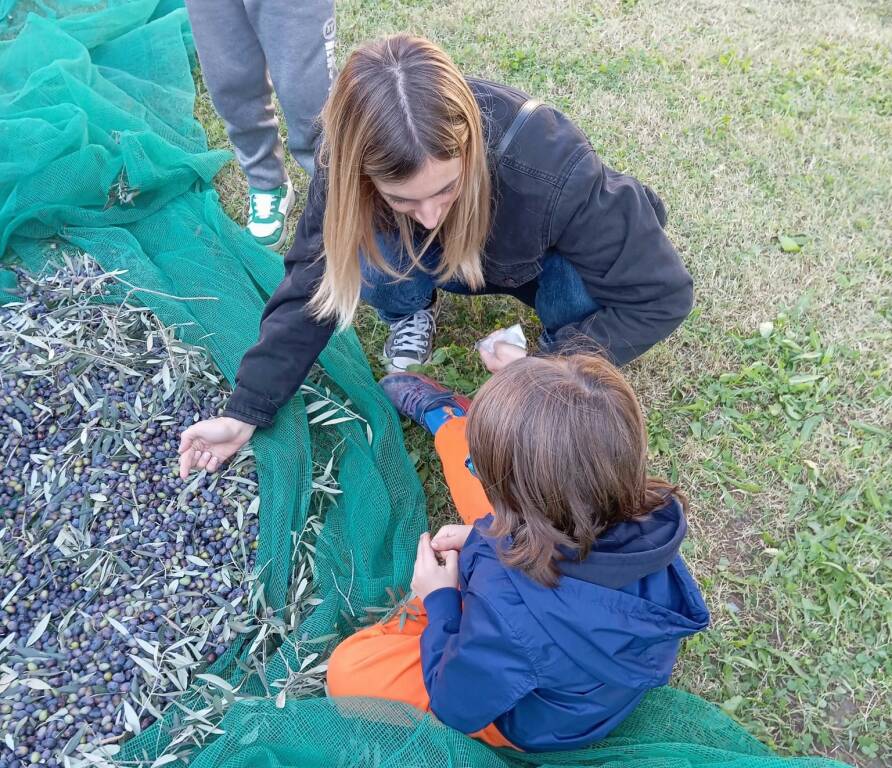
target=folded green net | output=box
[0,2,848,766]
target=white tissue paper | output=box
[475,324,528,355]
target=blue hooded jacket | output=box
[420,497,709,751]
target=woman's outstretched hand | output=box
[177,417,256,479]
[478,340,527,373]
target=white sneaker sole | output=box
[385,353,432,373]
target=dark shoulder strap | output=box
[494,99,542,160]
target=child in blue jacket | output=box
[327,353,709,751]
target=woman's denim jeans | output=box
[360,232,600,339]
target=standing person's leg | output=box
[185,0,287,191]
[185,0,295,249]
[245,0,336,177]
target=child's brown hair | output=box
[466,354,683,586]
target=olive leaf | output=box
[25,613,51,648]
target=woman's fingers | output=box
[493,341,527,364]
[178,450,194,480]
[179,423,206,454]
[178,430,195,455]
[178,445,223,479]
[178,420,242,478]
[478,347,498,372]
[177,425,200,476]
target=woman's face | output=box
[372,156,462,230]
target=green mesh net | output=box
[1,1,425,762]
[188,689,845,768]
[0,2,848,766]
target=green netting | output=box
[188,689,845,768]
[1,1,426,762]
[0,2,849,766]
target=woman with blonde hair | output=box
[178,34,693,476]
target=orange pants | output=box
[327,417,514,749]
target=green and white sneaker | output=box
[247,180,295,250]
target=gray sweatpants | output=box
[185,0,336,187]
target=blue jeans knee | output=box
[360,237,600,334]
[359,232,440,323]
[535,252,601,339]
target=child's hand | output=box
[431,524,473,552]
[411,533,459,601]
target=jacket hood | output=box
[557,496,688,587]
[476,497,709,688]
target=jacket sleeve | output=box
[546,150,694,365]
[420,587,537,734]
[222,168,337,427]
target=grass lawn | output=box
[194,1,892,764]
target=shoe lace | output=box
[399,378,451,419]
[250,191,277,220]
[390,311,433,355]
[401,384,428,416]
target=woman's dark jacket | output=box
[224,78,693,427]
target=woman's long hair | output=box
[466,354,685,587]
[308,34,490,329]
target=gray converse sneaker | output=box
[383,304,437,372]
